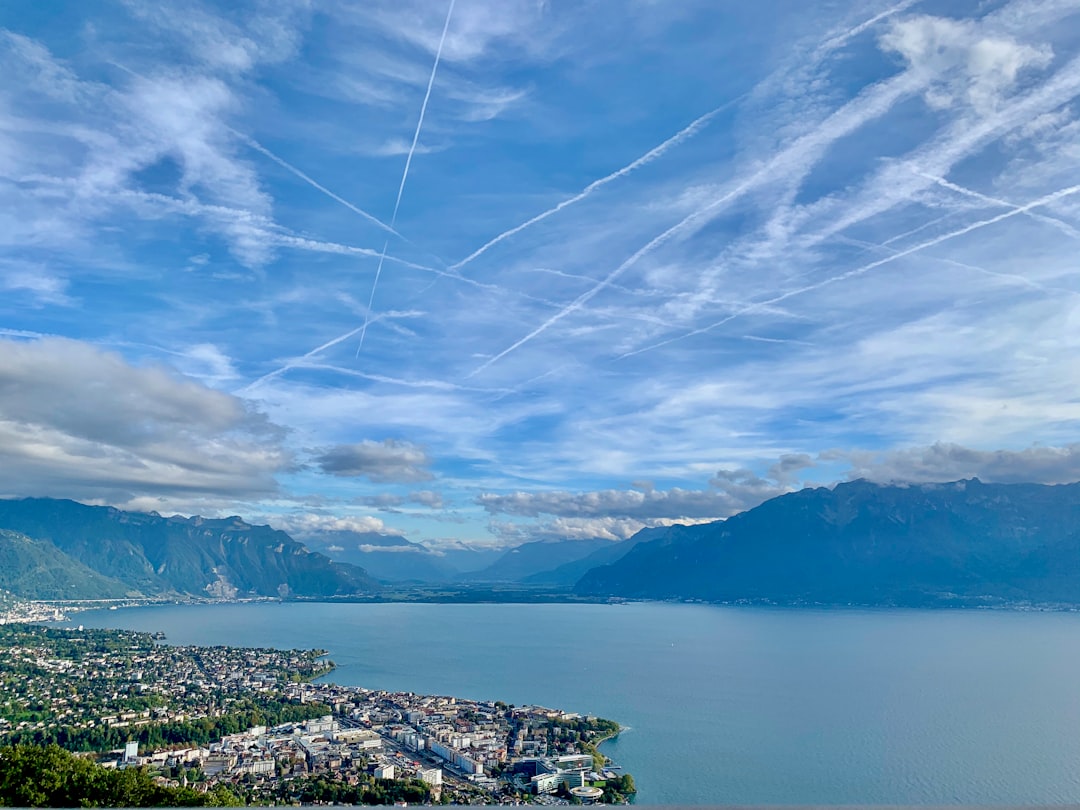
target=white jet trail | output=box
[448,98,740,273]
[620,181,1080,359]
[238,324,369,393]
[231,129,403,240]
[358,0,457,354]
[881,212,956,246]
[451,1,914,276]
[919,171,1080,241]
[463,2,934,378]
[816,0,919,54]
[468,68,920,377]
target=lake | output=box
[71,602,1080,805]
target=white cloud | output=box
[351,0,545,64]
[119,0,309,72]
[174,343,239,384]
[356,543,424,553]
[880,14,1053,113]
[0,31,278,267]
[489,515,716,545]
[263,512,399,538]
[370,137,444,157]
[0,262,73,307]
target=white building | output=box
[419,767,443,787]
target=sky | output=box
[2,0,1080,551]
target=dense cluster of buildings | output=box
[229,680,627,799]
[103,681,625,803]
[0,595,67,624]
[0,624,631,804]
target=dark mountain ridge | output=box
[0,498,380,599]
[575,479,1080,606]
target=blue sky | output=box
[2,0,1080,550]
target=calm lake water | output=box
[71,602,1080,805]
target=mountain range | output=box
[576,479,1080,606]
[0,498,379,600]
[6,480,1080,605]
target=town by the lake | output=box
[0,611,636,806]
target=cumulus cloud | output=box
[263,512,400,538]
[832,441,1080,485]
[356,543,425,554]
[880,14,1053,113]
[315,439,433,482]
[0,337,287,504]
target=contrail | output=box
[919,171,1080,241]
[358,0,457,354]
[448,98,741,273]
[837,233,1067,296]
[816,0,919,54]
[238,323,374,394]
[229,129,403,241]
[468,69,920,377]
[272,234,439,273]
[619,182,1080,359]
[881,212,956,245]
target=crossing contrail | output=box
[238,324,369,393]
[448,99,740,273]
[619,181,1080,359]
[919,171,1080,240]
[465,62,922,377]
[358,0,457,354]
[230,129,404,241]
[450,1,916,275]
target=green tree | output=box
[0,744,241,807]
